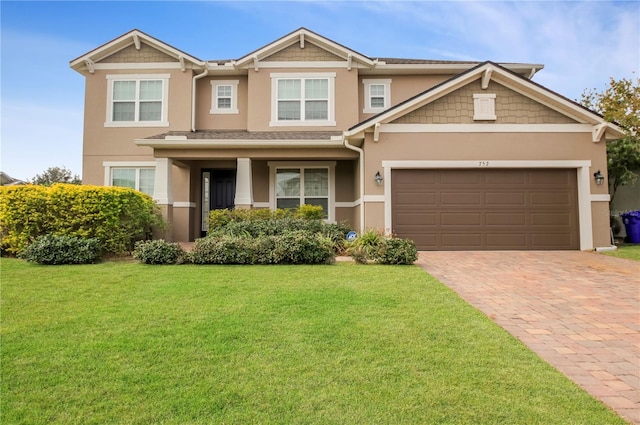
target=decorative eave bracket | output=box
[300,33,305,49]
[253,55,259,72]
[373,122,381,142]
[85,59,95,74]
[481,68,493,89]
[133,34,141,50]
[347,54,352,71]
[592,123,607,143]
[179,56,185,72]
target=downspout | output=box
[343,135,365,233]
[191,65,210,132]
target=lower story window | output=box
[270,161,335,221]
[111,168,155,196]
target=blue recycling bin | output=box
[621,210,640,243]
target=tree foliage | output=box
[580,76,640,203]
[30,166,81,185]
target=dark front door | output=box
[202,169,236,235]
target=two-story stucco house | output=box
[70,28,623,251]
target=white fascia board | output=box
[70,30,204,71]
[490,73,625,137]
[234,28,374,68]
[135,139,346,149]
[379,123,594,133]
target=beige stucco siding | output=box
[362,131,610,247]
[392,81,577,124]
[81,68,194,185]
[195,76,249,130]
[246,67,359,131]
[358,74,452,121]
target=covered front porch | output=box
[137,130,360,242]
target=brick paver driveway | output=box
[416,251,639,424]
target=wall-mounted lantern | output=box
[374,171,383,186]
[593,170,605,185]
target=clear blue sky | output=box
[1,0,638,181]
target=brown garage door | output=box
[392,169,579,250]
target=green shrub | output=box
[133,240,186,264]
[347,229,385,264]
[378,238,418,265]
[347,230,417,265]
[294,204,324,220]
[0,184,164,255]
[18,234,101,265]
[188,232,334,265]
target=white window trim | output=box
[269,72,336,127]
[210,80,239,114]
[105,74,170,127]
[363,79,391,113]
[267,161,336,222]
[103,161,156,195]
[473,93,497,121]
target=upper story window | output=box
[105,74,170,127]
[210,80,239,114]
[363,79,391,113]
[270,73,336,127]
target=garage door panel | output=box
[530,212,573,226]
[395,192,437,205]
[394,212,437,226]
[441,233,483,248]
[440,192,483,206]
[391,169,579,250]
[531,233,575,248]
[486,233,528,247]
[440,172,481,185]
[485,212,527,226]
[485,171,526,185]
[531,192,574,206]
[441,212,482,226]
[485,192,526,205]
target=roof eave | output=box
[70,29,205,73]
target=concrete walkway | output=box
[416,251,639,424]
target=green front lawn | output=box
[603,244,640,261]
[1,259,625,424]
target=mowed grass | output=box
[603,244,640,261]
[1,259,625,424]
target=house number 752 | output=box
[478,161,490,167]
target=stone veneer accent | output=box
[264,42,343,62]
[392,80,577,124]
[100,42,177,63]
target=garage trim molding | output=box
[380,160,594,250]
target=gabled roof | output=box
[231,27,376,68]
[346,61,625,140]
[70,29,205,73]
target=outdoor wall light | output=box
[375,171,383,186]
[593,169,605,185]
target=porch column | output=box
[235,158,253,209]
[153,158,174,240]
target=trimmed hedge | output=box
[208,207,352,255]
[0,184,164,255]
[347,230,417,265]
[18,234,101,265]
[133,239,186,264]
[189,232,334,265]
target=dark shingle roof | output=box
[147,130,343,140]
